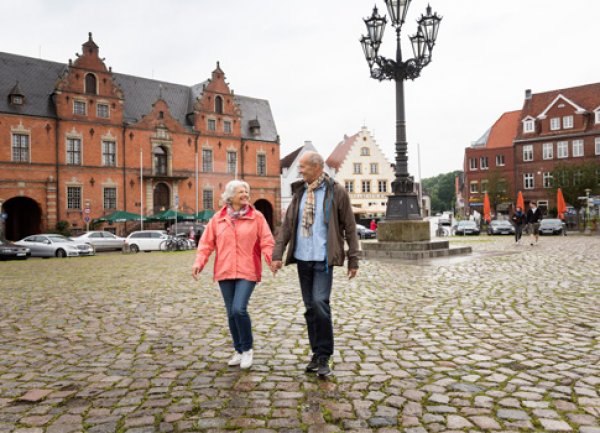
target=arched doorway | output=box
[254,199,274,231]
[153,182,170,214]
[3,197,42,241]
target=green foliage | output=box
[422,170,462,214]
[551,161,600,209]
[53,220,72,237]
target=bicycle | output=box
[436,223,449,237]
[159,236,190,252]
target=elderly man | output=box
[271,151,359,377]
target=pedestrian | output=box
[192,180,274,369]
[526,201,542,245]
[511,206,526,245]
[370,219,377,231]
[271,151,359,377]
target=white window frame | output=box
[523,119,534,133]
[353,163,362,174]
[226,151,237,174]
[524,173,534,190]
[595,137,600,155]
[542,142,553,160]
[595,110,600,124]
[523,145,533,162]
[557,141,568,158]
[12,133,30,163]
[207,118,216,132]
[543,172,553,188]
[202,189,213,210]
[469,181,478,194]
[102,140,117,166]
[224,120,232,134]
[469,158,477,171]
[370,163,378,174]
[480,156,489,170]
[97,103,109,118]
[73,100,87,115]
[202,148,213,172]
[550,117,560,131]
[572,139,584,157]
[66,137,82,165]
[345,180,354,193]
[361,180,371,193]
[257,153,267,176]
[378,180,387,193]
[67,186,82,209]
[103,187,117,209]
[495,154,505,166]
[562,115,574,129]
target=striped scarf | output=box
[227,204,249,220]
[301,172,328,237]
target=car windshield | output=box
[492,221,511,226]
[47,235,70,243]
[541,219,561,225]
[356,224,366,230]
[458,221,476,227]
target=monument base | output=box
[362,220,472,260]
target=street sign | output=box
[84,208,91,214]
[83,216,90,223]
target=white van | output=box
[125,230,168,252]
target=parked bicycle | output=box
[159,236,192,252]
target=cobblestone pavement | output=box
[0,235,599,433]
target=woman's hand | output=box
[192,265,202,280]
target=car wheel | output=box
[130,244,139,253]
[56,248,67,258]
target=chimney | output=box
[525,89,532,100]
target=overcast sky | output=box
[2,0,599,178]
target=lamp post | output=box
[585,188,591,233]
[360,0,441,220]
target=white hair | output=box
[221,180,250,204]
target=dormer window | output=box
[11,95,23,105]
[249,118,261,136]
[85,73,97,95]
[595,110,600,124]
[523,118,534,133]
[562,115,573,129]
[8,82,25,106]
[361,147,370,156]
[550,117,560,131]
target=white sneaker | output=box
[240,349,253,369]
[227,352,243,366]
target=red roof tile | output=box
[486,110,521,148]
[522,82,600,119]
[326,133,359,170]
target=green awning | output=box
[93,210,146,223]
[147,209,195,222]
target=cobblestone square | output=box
[0,236,598,432]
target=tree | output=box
[482,168,512,214]
[422,170,462,214]
[551,162,600,210]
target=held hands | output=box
[270,260,283,276]
[348,268,358,279]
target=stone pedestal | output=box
[361,220,472,260]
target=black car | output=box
[454,220,480,236]
[0,239,30,260]
[538,218,565,235]
[356,224,376,239]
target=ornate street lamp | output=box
[361,1,441,220]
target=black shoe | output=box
[305,354,318,373]
[317,356,332,377]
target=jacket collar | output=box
[217,205,256,220]
[291,177,335,195]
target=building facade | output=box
[0,34,281,240]
[326,127,395,219]
[463,110,520,217]
[513,85,600,211]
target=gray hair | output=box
[221,180,250,204]
[303,151,324,168]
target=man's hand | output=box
[348,268,358,279]
[192,265,202,280]
[271,260,283,275]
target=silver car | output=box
[15,234,93,258]
[74,231,126,251]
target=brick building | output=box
[463,110,520,216]
[0,34,281,240]
[462,83,600,217]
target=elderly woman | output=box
[192,180,274,369]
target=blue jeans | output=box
[218,279,256,353]
[297,260,334,358]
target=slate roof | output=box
[0,51,278,142]
[280,145,303,171]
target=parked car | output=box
[538,218,565,235]
[125,230,169,252]
[487,220,515,235]
[15,234,94,258]
[73,231,126,251]
[0,239,30,260]
[454,220,480,236]
[356,224,376,239]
